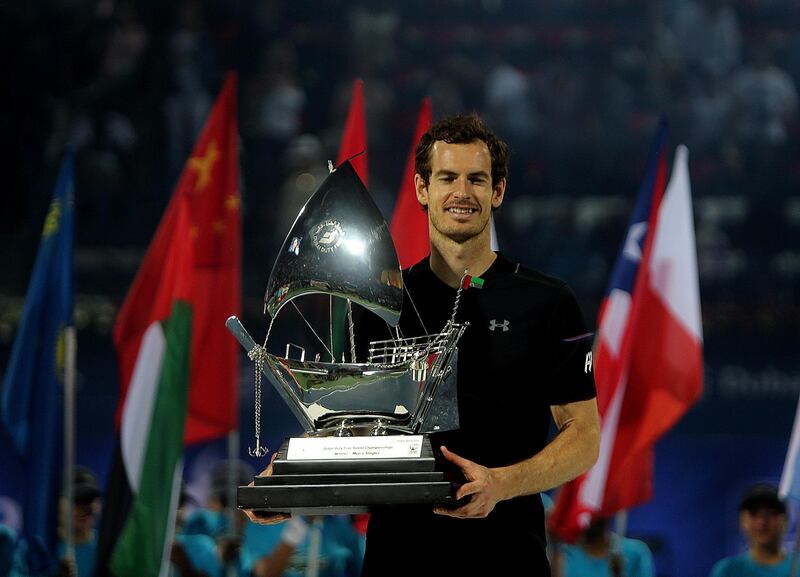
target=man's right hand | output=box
[243,453,291,525]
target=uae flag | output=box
[550,125,703,541]
[97,74,240,577]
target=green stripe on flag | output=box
[110,301,192,577]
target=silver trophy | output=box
[227,161,468,514]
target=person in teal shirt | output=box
[57,466,102,577]
[554,516,654,577]
[710,484,793,577]
[240,516,362,577]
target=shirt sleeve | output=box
[542,283,597,405]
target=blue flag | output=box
[0,150,75,574]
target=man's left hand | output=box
[433,445,505,519]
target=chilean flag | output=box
[550,124,703,542]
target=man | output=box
[709,484,793,577]
[553,516,654,577]
[360,113,599,575]
[247,114,600,576]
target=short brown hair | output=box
[415,113,509,187]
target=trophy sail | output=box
[228,160,469,514]
[265,160,403,327]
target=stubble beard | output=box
[430,210,491,245]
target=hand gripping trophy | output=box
[227,161,470,515]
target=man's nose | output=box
[452,178,471,197]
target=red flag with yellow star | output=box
[112,73,240,445]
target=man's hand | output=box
[243,453,291,525]
[433,445,506,519]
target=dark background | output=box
[2,1,800,575]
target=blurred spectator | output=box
[347,2,399,75]
[244,40,307,145]
[182,460,256,576]
[687,74,734,154]
[484,59,536,148]
[101,2,149,84]
[553,516,654,577]
[164,0,217,179]
[659,0,741,80]
[243,39,308,223]
[709,484,793,577]
[271,134,329,245]
[732,45,798,147]
[171,485,222,577]
[58,466,103,577]
[240,516,362,577]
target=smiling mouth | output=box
[446,207,478,215]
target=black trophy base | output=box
[237,436,456,515]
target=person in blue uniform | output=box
[709,484,793,577]
[554,516,654,577]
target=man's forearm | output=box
[494,401,600,501]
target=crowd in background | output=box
[1,0,799,343]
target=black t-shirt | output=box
[359,254,596,576]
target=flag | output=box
[331,79,368,362]
[550,125,703,542]
[390,97,432,268]
[0,150,75,573]
[780,397,800,501]
[96,74,240,577]
[336,78,367,185]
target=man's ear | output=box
[415,173,429,207]
[492,178,506,209]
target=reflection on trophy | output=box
[227,160,469,514]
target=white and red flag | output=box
[550,124,703,542]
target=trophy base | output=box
[237,436,456,515]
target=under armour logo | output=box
[489,319,510,332]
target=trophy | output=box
[227,160,469,515]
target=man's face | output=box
[740,508,787,549]
[415,140,505,244]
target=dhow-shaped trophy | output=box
[227,161,468,514]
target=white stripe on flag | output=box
[580,374,627,510]
[121,322,165,493]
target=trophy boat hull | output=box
[226,315,464,436]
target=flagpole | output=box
[613,510,627,538]
[63,325,77,559]
[225,429,240,577]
